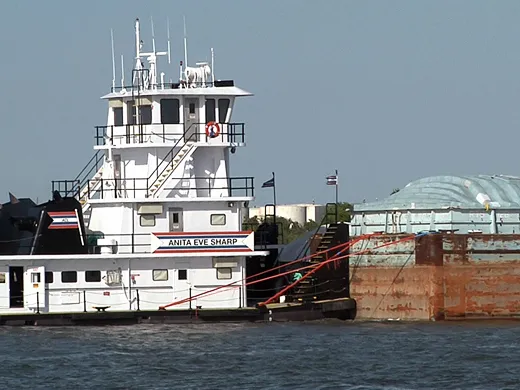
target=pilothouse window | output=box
[140,105,152,125]
[113,107,123,126]
[160,99,180,124]
[218,99,230,123]
[127,101,152,125]
[205,99,216,122]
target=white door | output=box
[184,98,199,141]
[168,208,183,231]
[0,265,9,310]
[174,262,191,308]
[24,266,46,311]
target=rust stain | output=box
[415,234,443,266]
[350,266,437,321]
[349,232,520,321]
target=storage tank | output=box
[246,204,326,225]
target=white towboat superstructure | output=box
[0,18,271,315]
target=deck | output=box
[0,298,356,326]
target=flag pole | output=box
[335,169,339,222]
[272,171,276,224]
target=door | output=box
[168,208,183,232]
[174,261,191,307]
[9,266,24,308]
[0,265,8,310]
[24,266,46,311]
[184,98,199,142]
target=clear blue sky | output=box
[1,0,520,207]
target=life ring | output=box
[205,121,220,138]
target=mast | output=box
[111,29,116,91]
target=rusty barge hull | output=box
[349,233,520,321]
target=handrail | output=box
[52,151,105,198]
[52,176,255,200]
[96,123,245,146]
[74,151,104,191]
[110,81,218,92]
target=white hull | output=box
[0,252,266,315]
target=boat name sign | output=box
[150,231,254,253]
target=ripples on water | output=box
[0,321,519,389]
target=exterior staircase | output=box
[57,127,199,229]
[79,167,104,206]
[290,222,350,302]
[79,166,103,228]
[147,141,196,197]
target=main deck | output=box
[0,298,356,326]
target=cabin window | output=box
[205,99,216,122]
[85,270,102,283]
[210,214,226,226]
[178,269,187,280]
[140,215,156,227]
[45,272,54,284]
[61,271,77,283]
[153,269,168,281]
[161,98,180,124]
[218,99,230,123]
[0,273,5,283]
[216,267,232,280]
[114,107,123,126]
[140,105,152,125]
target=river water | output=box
[0,321,518,389]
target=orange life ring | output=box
[205,121,220,138]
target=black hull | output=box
[0,298,356,326]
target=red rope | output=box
[203,237,363,305]
[259,233,418,306]
[244,234,368,287]
[158,233,372,309]
[163,234,417,308]
[159,233,380,310]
